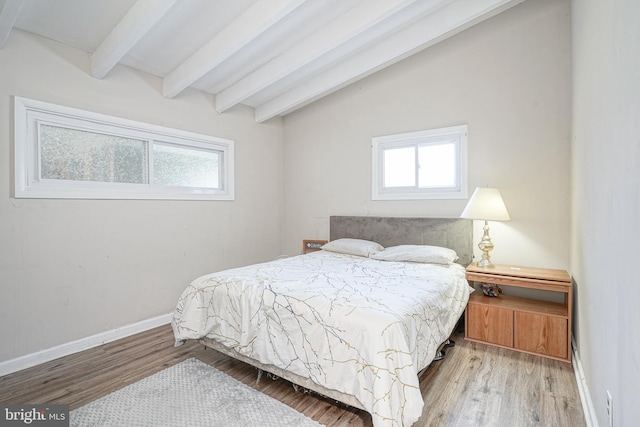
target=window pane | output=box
[40,124,148,184]
[418,143,456,187]
[383,146,415,187]
[153,143,220,188]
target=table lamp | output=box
[460,187,510,268]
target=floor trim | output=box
[573,338,599,427]
[0,313,173,377]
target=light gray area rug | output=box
[70,358,325,427]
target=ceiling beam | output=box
[91,0,178,79]
[0,0,25,49]
[254,0,524,122]
[163,0,309,99]
[215,0,423,114]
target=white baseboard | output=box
[573,337,599,427]
[0,313,173,377]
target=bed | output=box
[171,216,473,427]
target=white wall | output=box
[282,0,571,271]
[0,30,284,363]
[571,0,640,425]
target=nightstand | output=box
[464,262,572,364]
[302,239,327,254]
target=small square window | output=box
[372,125,467,200]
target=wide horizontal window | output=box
[372,125,467,200]
[14,97,234,200]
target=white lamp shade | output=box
[460,187,511,221]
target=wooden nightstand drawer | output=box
[466,303,513,347]
[514,312,568,359]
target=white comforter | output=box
[172,251,471,427]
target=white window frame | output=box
[372,124,468,200]
[14,97,234,200]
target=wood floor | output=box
[0,324,586,427]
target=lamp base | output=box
[477,258,493,268]
[477,220,494,268]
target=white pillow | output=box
[321,238,384,257]
[370,244,459,265]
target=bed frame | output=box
[199,216,472,412]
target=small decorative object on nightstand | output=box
[465,262,572,364]
[479,282,503,297]
[302,239,327,254]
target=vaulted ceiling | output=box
[0,0,524,122]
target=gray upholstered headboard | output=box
[329,216,473,266]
